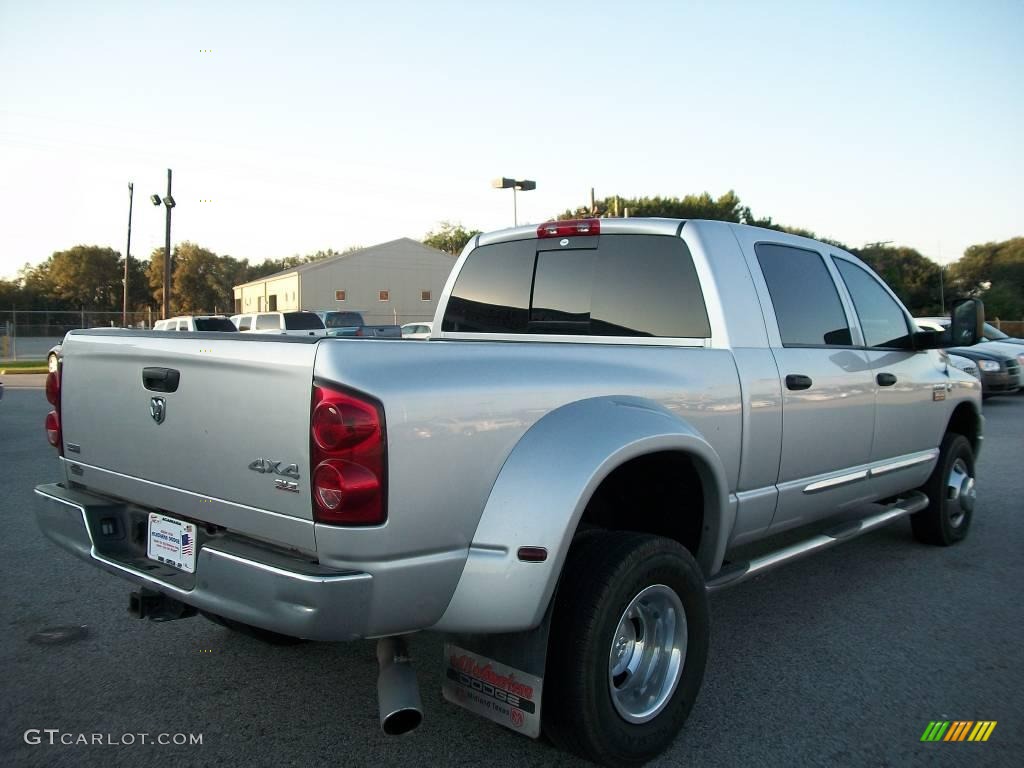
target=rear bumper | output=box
[34,483,373,641]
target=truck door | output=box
[750,242,877,530]
[830,255,946,491]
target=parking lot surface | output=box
[2,386,1021,767]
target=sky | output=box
[1,0,1021,280]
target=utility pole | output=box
[163,170,173,320]
[152,170,176,320]
[123,182,134,327]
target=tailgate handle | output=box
[142,367,180,393]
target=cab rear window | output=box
[442,234,710,338]
[193,317,238,332]
[283,312,325,330]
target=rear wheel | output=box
[542,531,709,765]
[911,432,976,546]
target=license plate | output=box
[147,513,197,573]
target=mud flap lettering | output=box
[441,643,543,738]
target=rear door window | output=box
[442,234,710,338]
[237,315,252,331]
[756,243,852,346]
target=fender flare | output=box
[432,395,731,633]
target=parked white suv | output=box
[154,316,238,332]
[230,311,327,336]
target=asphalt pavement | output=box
[1,385,1021,767]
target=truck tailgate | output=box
[59,330,318,551]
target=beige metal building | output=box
[233,238,457,324]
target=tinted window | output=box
[255,314,279,330]
[322,311,364,328]
[756,244,852,346]
[442,235,710,337]
[833,258,912,348]
[194,317,237,332]
[283,312,325,330]
[984,322,1008,341]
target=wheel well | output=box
[578,451,704,556]
[947,402,980,454]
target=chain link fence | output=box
[1,310,156,361]
[0,308,440,361]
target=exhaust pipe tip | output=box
[381,706,423,736]
[377,637,423,736]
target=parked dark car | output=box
[945,345,1021,397]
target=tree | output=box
[146,247,172,309]
[852,245,943,316]
[557,191,749,222]
[171,242,236,314]
[31,246,125,311]
[947,238,1024,319]
[423,222,481,255]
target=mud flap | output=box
[441,605,553,739]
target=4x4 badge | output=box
[150,397,166,424]
[248,457,300,479]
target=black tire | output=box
[200,611,307,646]
[542,532,709,766]
[911,432,976,546]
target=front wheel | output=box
[911,432,976,546]
[542,532,709,765]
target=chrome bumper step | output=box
[706,491,929,592]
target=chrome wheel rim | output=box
[945,457,975,528]
[608,584,687,724]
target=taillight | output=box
[310,384,386,525]
[44,369,63,455]
[537,218,601,238]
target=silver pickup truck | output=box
[35,218,984,765]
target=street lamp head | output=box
[514,180,536,191]
[163,195,176,209]
[150,194,162,206]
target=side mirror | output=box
[948,298,984,347]
[913,298,984,350]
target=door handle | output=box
[142,367,180,393]
[785,374,813,391]
[876,372,897,387]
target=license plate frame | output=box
[146,513,197,573]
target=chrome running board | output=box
[706,491,929,592]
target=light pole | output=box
[151,169,176,320]
[492,177,536,226]
[122,182,134,327]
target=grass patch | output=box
[0,361,48,374]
